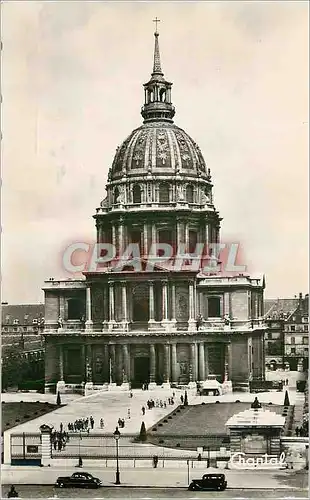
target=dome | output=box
[110,121,209,180]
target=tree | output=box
[284,390,290,407]
[56,391,61,406]
[184,390,188,406]
[139,421,147,442]
[2,346,27,389]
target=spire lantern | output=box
[141,23,175,123]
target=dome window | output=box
[114,187,119,204]
[186,184,194,203]
[159,88,166,102]
[159,183,170,203]
[133,185,142,204]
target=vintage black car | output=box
[188,473,227,491]
[55,472,102,488]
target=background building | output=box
[43,31,266,394]
[264,294,309,371]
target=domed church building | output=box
[43,30,266,394]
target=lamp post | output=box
[113,426,121,484]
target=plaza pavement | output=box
[2,386,299,436]
[2,386,301,465]
[1,464,308,489]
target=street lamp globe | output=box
[113,426,120,441]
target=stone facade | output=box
[43,31,266,393]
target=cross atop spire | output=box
[141,22,175,123]
[153,17,160,34]
[152,20,163,76]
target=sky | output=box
[1,1,309,304]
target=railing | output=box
[198,318,266,332]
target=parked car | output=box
[55,472,102,488]
[188,473,227,491]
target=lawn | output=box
[147,402,284,451]
[2,402,60,433]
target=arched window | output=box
[114,187,119,204]
[159,183,170,203]
[186,184,194,203]
[148,89,154,103]
[133,184,142,204]
[159,88,166,102]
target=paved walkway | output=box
[2,387,297,435]
[1,464,306,489]
[3,387,299,464]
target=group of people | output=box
[67,416,95,433]
[51,429,69,452]
[117,417,126,428]
[142,393,177,414]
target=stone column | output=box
[198,342,205,381]
[171,283,177,329]
[85,344,93,383]
[85,287,93,331]
[204,345,209,378]
[195,342,199,380]
[151,224,157,246]
[189,343,196,387]
[59,296,65,321]
[81,345,86,382]
[102,286,108,330]
[112,226,117,247]
[224,292,230,317]
[162,344,170,387]
[149,344,157,389]
[108,281,116,328]
[224,344,233,389]
[118,222,124,256]
[103,344,110,382]
[171,343,178,383]
[148,281,156,326]
[109,344,116,386]
[188,281,196,331]
[121,281,128,328]
[185,223,189,252]
[161,281,169,324]
[143,223,148,257]
[56,344,66,394]
[59,345,64,381]
[122,344,130,389]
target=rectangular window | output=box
[304,325,308,332]
[27,445,38,454]
[291,325,295,332]
[303,337,308,345]
[267,332,272,340]
[188,230,198,253]
[291,337,295,344]
[291,347,296,354]
[305,348,309,353]
[208,296,221,318]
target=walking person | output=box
[142,406,145,416]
